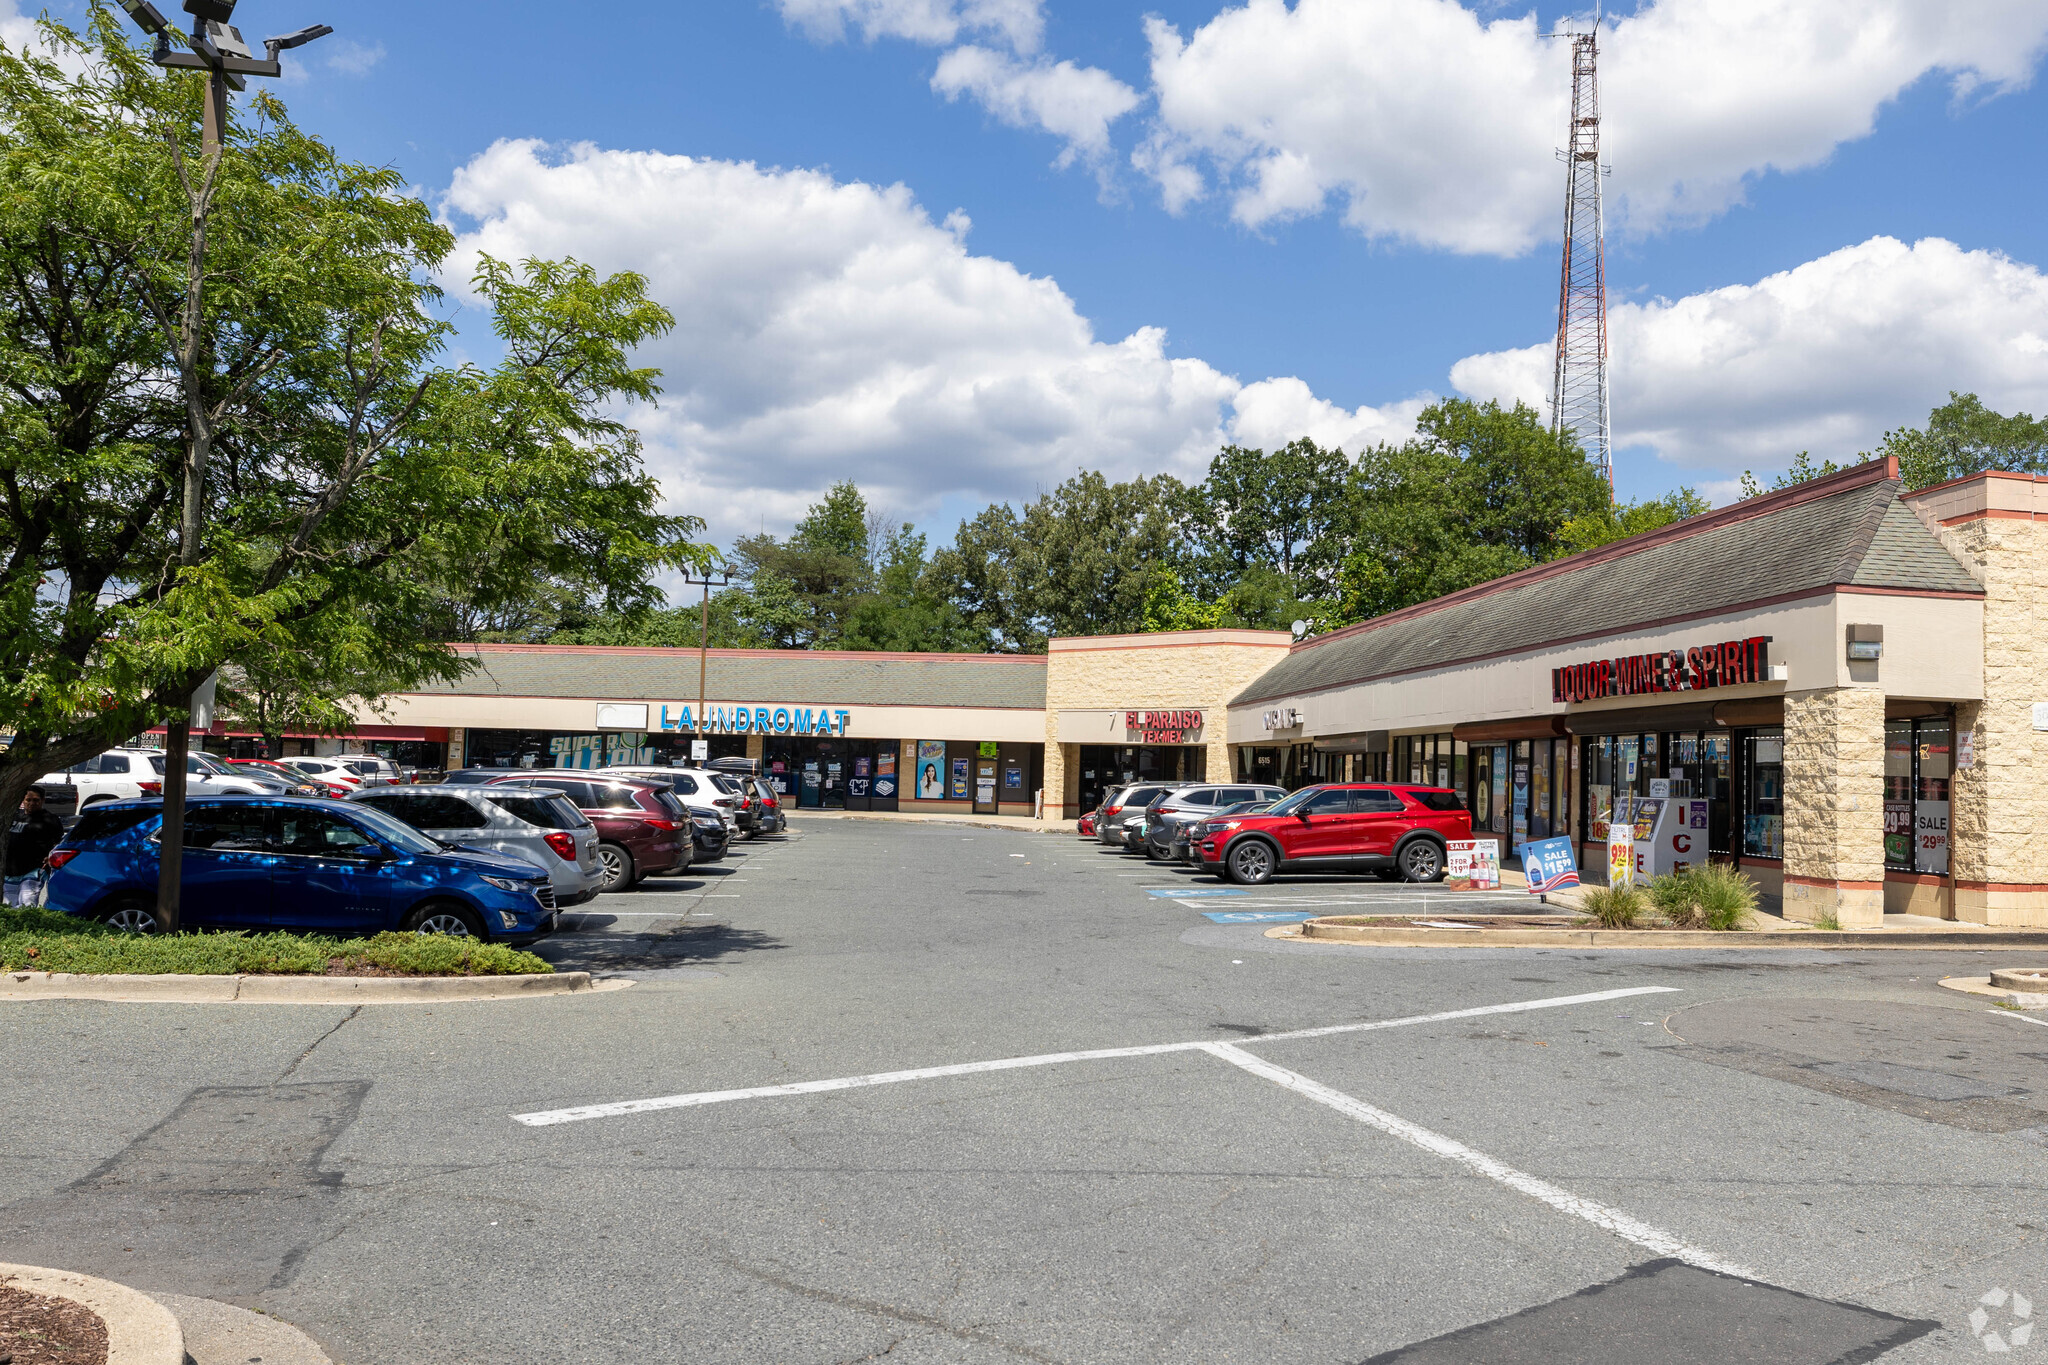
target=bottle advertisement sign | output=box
[1521,836,1581,894]
[1607,798,1636,888]
[1446,840,1501,891]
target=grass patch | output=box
[1579,883,1647,929]
[1813,912,1842,931]
[1645,863,1759,931]
[0,908,550,976]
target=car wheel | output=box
[596,842,636,892]
[1227,840,1275,886]
[97,896,162,935]
[1399,840,1445,883]
[404,900,487,939]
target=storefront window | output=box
[1885,718,1952,874]
[1742,729,1784,859]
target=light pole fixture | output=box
[115,0,331,935]
[680,569,733,764]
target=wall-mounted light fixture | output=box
[1847,623,1884,662]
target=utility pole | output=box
[680,569,731,765]
[1549,18,1613,494]
[117,0,331,933]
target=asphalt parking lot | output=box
[3,819,2045,1362]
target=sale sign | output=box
[1446,840,1501,891]
[1521,837,1581,895]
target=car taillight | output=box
[137,781,162,796]
[1157,807,1180,816]
[543,831,577,861]
[44,848,77,871]
[645,819,682,832]
[1104,806,1121,818]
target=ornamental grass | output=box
[0,909,550,976]
[1645,863,1759,931]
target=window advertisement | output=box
[1511,752,1530,844]
[1743,731,1784,860]
[874,748,899,801]
[1490,746,1509,835]
[1884,722,1915,868]
[849,754,871,800]
[915,741,947,800]
[1917,722,1952,875]
[950,755,970,799]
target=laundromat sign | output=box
[1125,709,1205,744]
[1552,635,1774,703]
[590,703,856,736]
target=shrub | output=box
[1647,864,1758,931]
[0,915,551,976]
[1580,883,1646,929]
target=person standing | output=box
[5,786,64,907]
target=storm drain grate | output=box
[1357,1259,1935,1365]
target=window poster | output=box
[950,756,970,799]
[874,748,898,800]
[916,741,946,799]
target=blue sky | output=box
[34,0,2048,543]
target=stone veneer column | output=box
[1781,687,1886,927]
[1041,740,1068,822]
[745,734,765,763]
[1205,728,1234,787]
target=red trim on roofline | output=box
[1288,457,1901,659]
[1900,468,2048,499]
[452,642,1045,664]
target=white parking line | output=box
[1199,1042,1756,1278]
[1991,1009,2048,1029]
[510,985,1677,1126]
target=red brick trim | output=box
[1785,875,1884,891]
[1901,469,2048,499]
[1739,857,1784,868]
[1832,584,1985,599]
[1939,508,2042,525]
[1957,880,2048,893]
[1883,872,1946,886]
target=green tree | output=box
[926,502,1030,651]
[1738,450,1840,499]
[1555,489,1711,557]
[843,525,982,652]
[1188,439,1351,597]
[1874,391,2048,489]
[1014,471,1188,642]
[0,11,702,866]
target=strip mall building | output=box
[292,461,2046,926]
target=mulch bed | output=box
[0,1281,109,1365]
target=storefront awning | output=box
[1564,702,1720,736]
[1311,730,1388,753]
[1452,716,1569,743]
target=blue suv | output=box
[41,797,559,944]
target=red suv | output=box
[481,773,691,892]
[1196,784,1472,885]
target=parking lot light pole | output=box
[117,0,331,934]
[679,570,731,764]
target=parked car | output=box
[335,754,404,788]
[1170,798,1279,863]
[1095,784,1174,848]
[38,750,162,810]
[345,784,606,906]
[1195,783,1473,885]
[687,808,731,861]
[1137,784,1289,860]
[745,777,786,835]
[468,772,691,892]
[280,756,366,793]
[226,758,337,798]
[40,796,559,943]
[1076,812,1096,837]
[595,765,743,831]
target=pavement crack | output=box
[275,1005,362,1083]
[714,1252,1064,1363]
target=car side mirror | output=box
[1296,810,1311,822]
[359,844,395,862]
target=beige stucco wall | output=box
[1905,475,2048,924]
[357,693,1045,745]
[1043,630,1293,820]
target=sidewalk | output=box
[791,810,1068,834]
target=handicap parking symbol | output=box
[1200,910,1319,924]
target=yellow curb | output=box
[0,969,631,1003]
[1268,919,2048,951]
[0,1263,183,1365]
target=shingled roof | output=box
[419,645,1048,710]
[1232,459,1981,707]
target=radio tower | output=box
[1550,22,1612,492]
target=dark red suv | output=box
[482,773,690,892]
[1196,783,1473,885]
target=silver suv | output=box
[1135,784,1289,860]
[346,784,606,906]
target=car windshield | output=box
[340,803,442,855]
[1266,787,1328,816]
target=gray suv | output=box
[1136,784,1289,860]
[347,784,606,907]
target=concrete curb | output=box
[1938,976,2048,1009]
[1279,920,2048,951]
[149,1291,335,1365]
[0,969,630,1003]
[0,1262,183,1365]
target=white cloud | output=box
[323,39,386,77]
[440,141,1410,545]
[1141,0,2048,254]
[1451,236,2048,477]
[777,0,1043,54]
[931,45,1140,173]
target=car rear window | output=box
[588,784,644,811]
[1408,790,1467,813]
[486,794,584,830]
[65,805,156,844]
[654,790,689,820]
[672,774,698,795]
[361,793,489,830]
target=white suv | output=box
[596,765,741,829]
[43,748,287,809]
